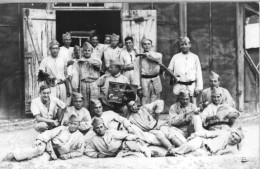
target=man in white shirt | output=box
[167,37,203,105]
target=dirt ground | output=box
[0,117,259,169]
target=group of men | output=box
[2,32,244,162]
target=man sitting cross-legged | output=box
[167,127,244,156]
[61,92,92,134]
[84,117,151,158]
[2,115,84,162]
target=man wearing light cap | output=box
[167,127,244,156]
[200,87,240,131]
[168,90,204,138]
[39,40,70,104]
[167,37,203,105]
[104,33,122,72]
[62,92,92,134]
[134,38,163,105]
[2,115,84,162]
[71,41,102,110]
[93,59,129,115]
[84,117,151,158]
[200,71,235,108]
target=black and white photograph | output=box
[0,0,259,168]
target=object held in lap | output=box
[38,70,56,87]
[108,81,137,105]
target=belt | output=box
[57,81,65,85]
[177,81,195,85]
[141,74,159,79]
[81,77,98,83]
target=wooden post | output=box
[236,3,245,111]
[179,2,187,37]
[258,2,260,113]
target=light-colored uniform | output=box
[119,48,138,85]
[39,56,68,103]
[201,87,235,107]
[31,96,66,132]
[172,129,240,156]
[168,102,203,137]
[94,73,129,115]
[84,129,146,158]
[62,106,92,133]
[104,46,122,70]
[13,126,84,161]
[59,46,74,76]
[168,52,203,96]
[92,43,107,60]
[200,103,239,130]
[134,52,162,104]
[71,57,102,109]
[128,100,186,146]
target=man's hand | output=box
[126,134,138,141]
[206,115,219,123]
[126,126,134,134]
[194,89,201,97]
[60,153,70,160]
[51,120,59,127]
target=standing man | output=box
[200,87,240,131]
[168,90,203,138]
[31,84,66,133]
[104,33,122,72]
[200,71,235,108]
[71,42,102,110]
[39,40,70,104]
[134,38,163,105]
[167,37,203,105]
[90,34,106,60]
[120,36,139,85]
[104,34,111,45]
[93,60,129,115]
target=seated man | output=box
[124,93,187,152]
[84,117,151,158]
[62,92,92,134]
[31,84,66,133]
[200,87,240,131]
[168,90,203,138]
[168,127,244,156]
[200,71,235,108]
[2,115,84,162]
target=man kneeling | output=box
[2,115,84,162]
[85,117,151,158]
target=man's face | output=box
[228,132,241,145]
[125,40,134,51]
[74,47,81,59]
[63,37,72,47]
[109,65,120,76]
[74,98,83,110]
[50,45,60,58]
[210,78,220,88]
[211,94,222,105]
[180,41,191,54]
[104,37,111,44]
[142,40,152,52]
[68,120,80,133]
[179,95,190,107]
[90,36,99,47]
[93,103,103,117]
[111,39,119,48]
[40,88,51,102]
[94,124,106,136]
[82,48,92,58]
[127,101,139,113]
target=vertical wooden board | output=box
[23,8,56,113]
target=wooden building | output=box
[0,1,259,119]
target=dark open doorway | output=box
[56,11,121,46]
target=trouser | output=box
[116,140,149,158]
[141,78,161,105]
[158,126,187,147]
[81,82,100,111]
[50,83,67,104]
[33,122,56,133]
[172,137,204,155]
[13,142,47,161]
